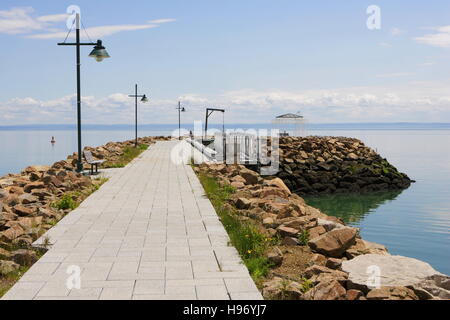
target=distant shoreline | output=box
[1,122,450,131]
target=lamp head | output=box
[181,107,186,112]
[141,95,149,103]
[89,40,110,62]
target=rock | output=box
[240,170,259,185]
[317,218,345,232]
[410,274,450,300]
[303,265,348,285]
[230,181,245,189]
[347,153,358,160]
[0,247,11,258]
[262,277,304,300]
[277,225,299,238]
[267,248,283,267]
[281,217,314,230]
[234,197,251,210]
[11,249,38,266]
[262,217,276,228]
[24,165,50,173]
[13,204,35,216]
[18,193,38,204]
[0,224,24,242]
[264,178,291,195]
[346,239,389,258]
[346,289,364,300]
[342,254,443,293]
[0,260,20,275]
[231,175,246,184]
[366,286,418,300]
[326,258,343,270]
[23,181,45,193]
[37,207,58,218]
[308,227,357,258]
[308,225,327,240]
[0,189,8,199]
[17,216,43,230]
[252,187,289,199]
[281,237,299,246]
[310,253,327,266]
[303,280,347,300]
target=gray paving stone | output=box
[1,141,261,300]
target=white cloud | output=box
[415,26,450,48]
[27,24,159,39]
[418,62,435,67]
[0,6,174,40]
[148,18,176,24]
[0,7,52,34]
[2,83,450,125]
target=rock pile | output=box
[0,164,93,271]
[276,136,412,195]
[197,163,448,300]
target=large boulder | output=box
[308,227,357,258]
[342,254,444,295]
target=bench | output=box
[83,150,105,175]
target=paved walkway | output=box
[2,141,262,300]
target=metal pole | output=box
[178,101,181,140]
[135,84,138,148]
[76,14,83,173]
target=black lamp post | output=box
[58,13,110,173]
[128,84,148,147]
[176,101,186,140]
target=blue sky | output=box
[1,0,450,124]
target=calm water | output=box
[0,124,449,274]
[305,129,450,275]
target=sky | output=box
[1,0,450,125]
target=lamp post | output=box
[58,13,110,173]
[176,101,185,140]
[128,84,148,147]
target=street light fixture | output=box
[176,101,186,140]
[58,13,110,173]
[128,84,148,148]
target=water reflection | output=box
[304,189,404,225]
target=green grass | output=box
[51,193,78,210]
[197,173,273,282]
[51,177,108,211]
[297,230,310,246]
[103,144,149,168]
